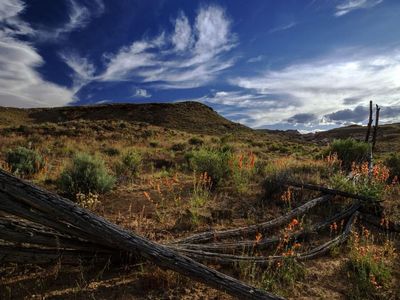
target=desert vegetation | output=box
[0,103,399,299]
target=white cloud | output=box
[268,22,297,33]
[335,0,383,17]
[133,88,151,98]
[59,51,96,92]
[172,12,192,51]
[0,0,75,107]
[95,4,236,89]
[223,49,400,128]
[0,0,33,36]
[247,55,264,63]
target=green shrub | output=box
[385,153,400,180]
[102,147,120,157]
[188,148,231,186]
[327,138,369,169]
[59,153,115,195]
[116,150,142,179]
[345,233,394,299]
[238,258,305,297]
[260,258,306,294]
[329,162,390,201]
[229,152,257,194]
[149,141,158,148]
[6,146,45,176]
[170,143,186,152]
[188,136,204,146]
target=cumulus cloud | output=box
[228,49,400,128]
[94,5,236,89]
[325,105,400,124]
[196,90,299,127]
[335,0,383,17]
[0,0,75,107]
[287,113,318,124]
[133,88,151,98]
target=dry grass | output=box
[0,106,399,299]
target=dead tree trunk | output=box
[0,169,283,300]
[372,104,380,151]
[365,100,373,142]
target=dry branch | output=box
[171,212,358,266]
[0,169,283,300]
[174,195,332,245]
[173,203,360,253]
[284,181,380,203]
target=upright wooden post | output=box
[365,100,373,142]
[372,104,380,151]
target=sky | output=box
[1,0,400,131]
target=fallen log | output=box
[0,218,112,252]
[0,244,113,265]
[0,169,283,300]
[0,191,110,248]
[174,195,332,244]
[171,212,358,266]
[173,203,360,253]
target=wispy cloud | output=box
[222,48,400,128]
[0,0,33,36]
[63,5,237,90]
[247,55,264,63]
[36,0,105,42]
[335,0,383,17]
[59,51,96,93]
[0,0,74,107]
[268,22,297,33]
[171,11,193,51]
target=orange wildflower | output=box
[143,191,152,202]
[255,232,263,243]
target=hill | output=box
[307,123,400,153]
[0,101,249,135]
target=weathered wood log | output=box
[0,244,113,265]
[0,218,112,252]
[365,100,373,142]
[173,203,360,253]
[0,191,110,248]
[283,181,380,203]
[0,170,283,300]
[172,212,358,266]
[175,195,332,245]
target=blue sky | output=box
[1,0,400,131]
